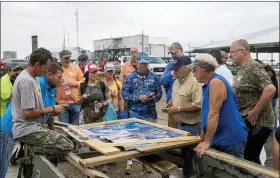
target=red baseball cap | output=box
[88,64,98,73]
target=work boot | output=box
[142,164,152,173]
[124,164,132,175]
[98,164,108,173]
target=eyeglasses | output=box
[230,48,247,54]
[192,67,199,73]
[130,51,137,54]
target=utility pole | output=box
[142,30,144,52]
[63,27,66,50]
[68,33,70,50]
[75,8,79,51]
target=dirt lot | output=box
[57,89,279,178]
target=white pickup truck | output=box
[119,55,167,76]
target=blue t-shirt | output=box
[201,73,247,146]
[0,103,12,133]
[37,76,56,123]
[160,62,175,103]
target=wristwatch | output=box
[178,106,181,113]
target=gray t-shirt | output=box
[78,82,109,102]
[12,69,44,139]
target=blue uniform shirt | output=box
[160,62,175,103]
[37,76,56,122]
[0,103,12,133]
[201,73,247,146]
[122,71,162,120]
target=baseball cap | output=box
[138,52,150,64]
[11,65,22,71]
[221,51,228,57]
[170,56,192,71]
[168,42,183,54]
[104,63,115,72]
[88,64,98,73]
[59,50,71,58]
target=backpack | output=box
[80,81,106,109]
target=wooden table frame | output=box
[67,118,200,156]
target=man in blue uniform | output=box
[122,52,162,174]
[122,52,162,121]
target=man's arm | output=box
[74,66,85,87]
[121,75,139,102]
[154,76,162,102]
[204,78,226,144]
[119,65,126,84]
[159,63,173,88]
[253,84,276,113]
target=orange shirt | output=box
[56,64,85,104]
[119,60,138,83]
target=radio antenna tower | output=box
[75,8,79,51]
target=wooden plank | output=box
[137,140,200,153]
[95,136,200,147]
[137,155,178,174]
[66,153,110,178]
[85,139,121,155]
[80,141,199,168]
[131,118,191,136]
[71,118,135,129]
[204,149,279,178]
[68,125,89,140]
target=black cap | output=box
[171,56,192,71]
[59,50,71,58]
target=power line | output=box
[1,11,276,27]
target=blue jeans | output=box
[0,132,14,178]
[58,104,80,125]
[272,98,278,134]
[212,140,246,159]
[178,122,201,136]
[178,123,201,178]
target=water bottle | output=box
[94,101,99,113]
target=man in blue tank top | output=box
[192,54,248,159]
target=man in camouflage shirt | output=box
[231,39,276,164]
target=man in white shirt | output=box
[209,49,233,86]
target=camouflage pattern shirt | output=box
[122,71,162,120]
[232,59,274,129]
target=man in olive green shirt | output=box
[0,66,22,117]
[231,39,276,164]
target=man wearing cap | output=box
[122,52,162,174]
[221,51,229,66]
[119,47,139,84]
[231,39,276,164]
[0,66,22,117]
[78,54,90,74]
[162,56,202,178]
[191,53,247,160]
[56,50,85,125]
[160,42,184,129]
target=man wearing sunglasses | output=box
[0,66,22,117]
[231,39,276,164]
[56,50,85,125]
[160,42,184,129]
[221,51,229,66]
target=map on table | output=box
[81,121,184,150]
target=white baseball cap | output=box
[104,63,115,72]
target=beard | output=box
[10,76,16,85]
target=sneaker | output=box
[124,164,132,175]
[142,164,152,173]
[98,164,108,173]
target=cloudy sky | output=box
[1,1,279,58]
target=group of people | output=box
[0,38,279,178]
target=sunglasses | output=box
[130,51,137,54]
[192,67,199,73]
